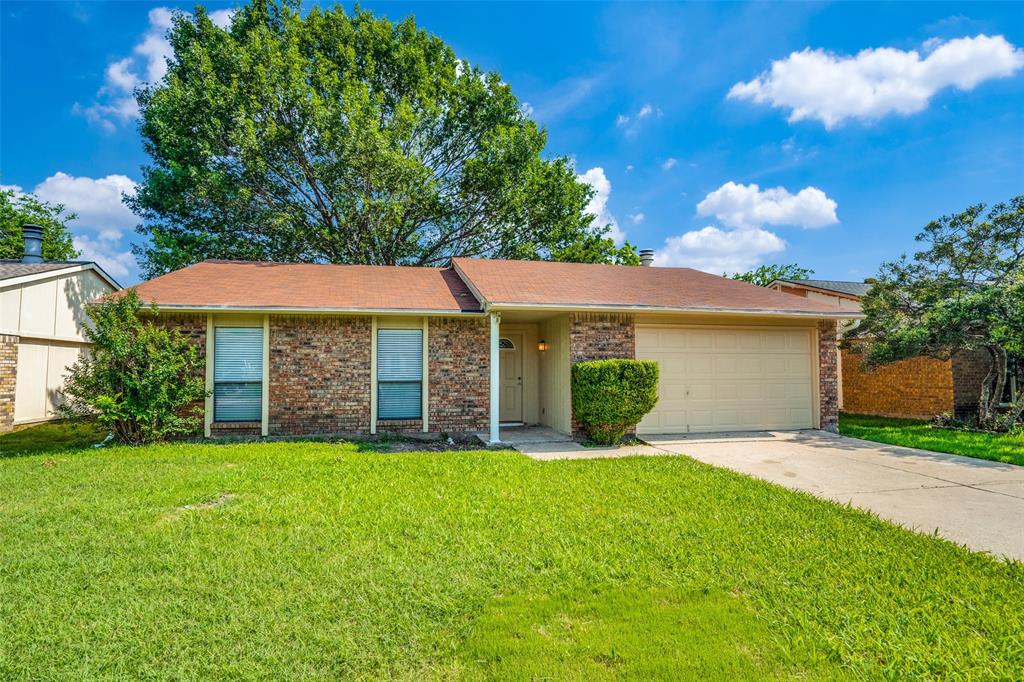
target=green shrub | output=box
[57,290,207,445]
[571,359,659,445]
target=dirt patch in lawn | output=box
[159,493,237,523]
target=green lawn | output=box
[0,418,107,457]
[1,432,1022,678]
[839,413,1024,466]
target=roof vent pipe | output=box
[639,248,654,266]
[21,224,44,264]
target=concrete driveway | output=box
[645,430,1024,561]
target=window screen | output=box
[214,327,263,422]
[377,329,422,419]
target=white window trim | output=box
[206,314,269,434]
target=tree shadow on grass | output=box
[0,419,108,458]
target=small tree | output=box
[730,263,814,287]
[848,196,1024,427]
[571,359,659,445]
[1,188,78,261]
[58,290,208,444]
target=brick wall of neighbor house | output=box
[569,312,636,438]
[0,335,17,433]
[428,317,489,434]
[952,349,994,419]
[817,321,839,432]
[841,348,955,419]
[152,314,208,436]
[268,315,371,436]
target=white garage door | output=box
[636,326,814,434]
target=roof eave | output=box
[487,302,864,319]
[0,262,120,290]
[768,279,865,301]
[146,304,486,316]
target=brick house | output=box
[769,278,1013,420]
[129,258,859,443]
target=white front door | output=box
[636,325,814,434]
[499,334,523,422]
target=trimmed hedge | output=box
[571,359,659,445]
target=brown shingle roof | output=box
[452,258,854,316]
[128,258,857,317]
[131,260,482,312]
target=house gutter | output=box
[147,304,486,316]
[486,302,864,320]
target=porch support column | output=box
[489,311,501,444]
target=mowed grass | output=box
[840,413,1024,466]
[1,439,1022,679]
[0,418,107,457]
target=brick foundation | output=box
[428,317,489,434]
[0,335,17,433]
[569,313,636,438]
[210,421,262,438]
[268,315,371,436]
[841,347,955,419]
[817,321,839,432]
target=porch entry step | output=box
[498,425,574,445]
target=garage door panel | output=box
[738,383,763,400]
[637,326,815,434]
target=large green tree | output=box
[730,263,814,287]
[848,197,1024,427]
[130,1,637,278]
[1,188,79,261]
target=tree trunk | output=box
[978,346,1008,426]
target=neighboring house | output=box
[769,278,1006,420]
[0,227,119,431]
[130,258,858,443]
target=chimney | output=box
[21,224,44,264]
[639,248,654,266]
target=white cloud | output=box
[30,172,140,280]
[729,34,1024,128]
[34,172,138,235]
[629,212,645,224]
[653,226,785,273]
[103,58,140,93]
[208,8,236,29]
[520,101,534,117]
[77,6,234,131]
[577,167,625,245]
[696,181,837,230]
[625,164,634,173]
[72,234,137,281]
[661,158,677,171]
[616,103,661,135]
[654,180,839,274]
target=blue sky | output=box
[2,1,1022,285]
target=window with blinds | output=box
[377,328,422,419]
[214,327,263,422]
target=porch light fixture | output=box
[537,340,550,352]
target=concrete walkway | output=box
[645,430,1024,561]
[492,425,667,459]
